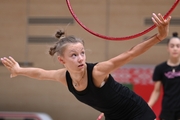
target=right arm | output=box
[148,81,162,108]
[1,57,67,85]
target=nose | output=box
[173,46,178,51]
[78,55,83,62]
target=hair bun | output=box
[49,46,56,56]
[172,32,178,37]
[55,30,65,39]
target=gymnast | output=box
[148,32,180,120]
[1,13,171,120]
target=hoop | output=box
[66,0,180,41]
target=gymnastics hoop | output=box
[66,0,180,41]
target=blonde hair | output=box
[49,30,84,56]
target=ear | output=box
[57,56,65,64]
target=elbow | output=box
[38,75,46,80]
[154,89,161,95]
[152,89,161,98]
[33,73,44,80]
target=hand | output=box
[152,13,171,40]
[97,113,104,120]
[1,56,20,78]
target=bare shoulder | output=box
[92,62,111,86]
[93,61,113,76]
[54,68,67,86]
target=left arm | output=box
[93,13,171,79]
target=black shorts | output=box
[160,109,180,120]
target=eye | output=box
[72,53,77,57]
[81,51,85,55]
[176,44,180,48]
[170,44,174,48]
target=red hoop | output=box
[66,0,180,41]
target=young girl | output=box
[148,32,180,120]
[1,13,171,120]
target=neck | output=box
[70,70,86,82]
[70,70,86,88]
[168,58,180,66]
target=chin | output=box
[171,55,180,58]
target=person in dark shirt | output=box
[1,13,171,120]
[148,32,180,120]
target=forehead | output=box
[65,42,84,51]
[169,38,180,44]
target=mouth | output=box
[78,64,84,67]
[172,53,178,55]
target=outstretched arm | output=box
[1,57,66,84]
[94,13,171,78]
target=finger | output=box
[3,57,13,65]
[2,58,14,68]
[10,74,15,78]
[152,17,159,26]
[9,56,16,64]
[152,13,161,25]
[0,58,4,63]
[97,116,101,120]
[152,13,167,26]
[166,16,172,23]
[3,62,11,69]
[98,113,104,120]
[157,13,165,23]
[1,58,12,71]
[1,58,8,66]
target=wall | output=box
[0,0,179,120]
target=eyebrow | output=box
[169,44,180,47]
[69,48,84,53]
